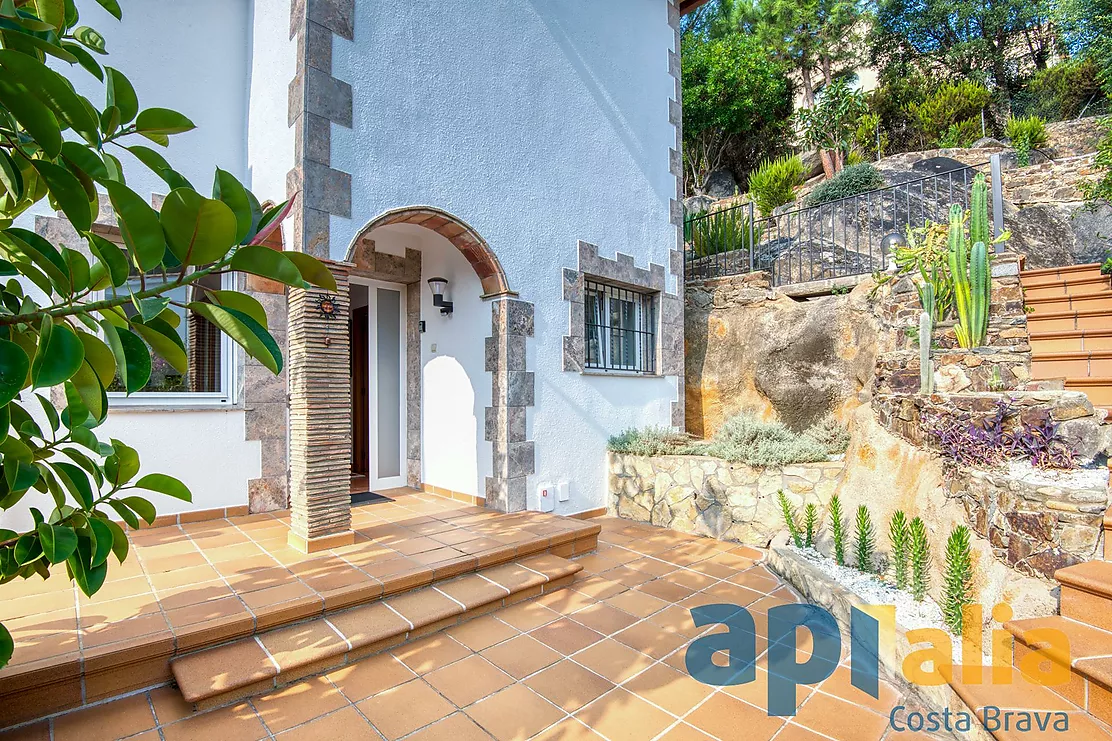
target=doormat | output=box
[351,491,395,506]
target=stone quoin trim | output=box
[667,0,686,428]
[562,241,686,427]
[288,0,354,259]
[485,299,536,513]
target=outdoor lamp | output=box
[880,232,907,272]
[427,277,454,315]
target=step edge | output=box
[1005,615,1112,682]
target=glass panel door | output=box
[367,283,406,490]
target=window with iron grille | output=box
[584,280,657,374]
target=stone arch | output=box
[345,206,514,298]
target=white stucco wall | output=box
[331,0,680,514]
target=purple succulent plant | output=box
[923,400,1077,470]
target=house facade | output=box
[15,0,688,552]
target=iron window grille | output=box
[584,279,657,374]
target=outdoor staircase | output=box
[170,553,582,711]
[1023,262,1112,413]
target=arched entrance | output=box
[285,207,534,553]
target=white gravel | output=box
[1004,459,1109,490]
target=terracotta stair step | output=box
[1004,614,1112,728]
[1029,328,1112,354]
[1063,377,1112,406]
[1026,308,1112,333]
[1057,561,1112,631]
[1021,269,1108,289]
[1021,262,1105,281]
[1031,350,1112,379]
[1024,292,1112,315]
[1023,276,1112,299]
[170,553,582,711]
[1106,514,1112,561]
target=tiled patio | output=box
[1,516,940,741]
[0,488,599,726]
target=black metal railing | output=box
[683,157,1003,287]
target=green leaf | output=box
[0,75,61,157]
[213,170,252,244]
[230,245,306,288]
[131,321,186,374]
[61,141,109,183]
[105,181,166,271]
[160,188,237,265]
[61,379,89,429]
[105,438,139,486]
[94,0,121,20]
[112,325,150,394]
[61,248,90,295]
[0,403,9,445]
[54,461,93,508]
[0,622,12,670]
[208,290,268,329]
[135,108,195,137]
[30,0,64,31]
[32,160,92,232]
[107,499,138,528]
[69,360,105,421]
[86,233,128,287]
[126,145,191,189]
[69,537,107,597]
[4,460,37,493]
[76,332,115,387]
[34,393,59,433]
[13,533,41,565]
[284,252,337,291]
[2,228,71,295]
[88,517,112,567]
[0,149,23,200]
[105,66,137,124]
[73,25,105,54]
[133,295,168,323]
[37,522,77,564]
[120,495,155,525]
[0,50,100,144]
[189,302,282,373]
[104,518,127,563]
[31,318,84,388]
[62,41,102,80]
[0,339,28,406]
[133,473,191,502]
[250,197,295,247]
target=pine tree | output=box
[909,517,931,602]
[829,494,847,566]
[804,503,819,548]
[889,511,910,590]
[778,490,803,547]
[943,526,975,635]
[854,505,875,573]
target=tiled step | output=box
[1027,308,1112,333]
[1064,377,1112,406]
[1029,328,1112,354]
[171,554,581,711]
[1023,275,1112,299]
[1031,350,1112,379]
[1005,614,1112,729]
[1024,292,1112,316]
[1021,262,1105,282]
[1057,561,1112,631]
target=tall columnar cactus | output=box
[948,203,991,349]
[919,311,934,395]
[970,173,990,247]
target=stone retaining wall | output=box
[608,452,845,547]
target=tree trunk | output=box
[819,150,835,179]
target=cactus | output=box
[949,201,991,349]
[778,490,803,547]
[829,494,847,566]
[970,173,990,247]
[910,517,931,602]
[804,503,819,548]
[919,311,934,395]
[889,511,911,590]
[942,526,975,635]
[854,504,875,573]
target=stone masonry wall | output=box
[608,452,845,547]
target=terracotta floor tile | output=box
[604,589,670,619]
[464,684,565,741]
[327,601,410,650]
[656,723,716,741]
[524,659,615,711]
[327,653,416,702]
[569,575,628,601]
[234,578,313,610]
[436,574,507,610]
[493,600,562,632]
[404,712,495,741]
[390,537,443,556]
[574,688,675,741]
[254,675,350,734]
[355,679,454,740]
[816,664,903,717]
[160,702,268,741]
[171,637,275,700]
[391,634,471,674]
[149,685,194,727]
[272,705,378,740]
[146,564,219,591]
[446,614,519,652]
[613,621,690,660]
[530,618,604,655]
[52,692,155,741]
[687,692,787,740]
[722,667,813,712]
[792,692,890,740]
[164,595,252,631]
[668,570,717,592]
[81,611,170,649]
[424,655,515,707]
[77,594,160,628]
[775,724,839,741]
[0,722,50,741]
[532,587,596,616]
[481,635,563,679]
[571,602,639,636]
[621,663,713,716]
[636,579,695,604]
[572,639,655,684]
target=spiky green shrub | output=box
[942,526,975,635]
[1005,115,1049,167]
[801,415,851,456]
[910,517,931,602]
[938,118,982,149]
[686,208,763,258]
[889,511,911,590]
[702,413,831,467]
[606,427,692,457]
[778,490,803,547]
[854,112,887,160]
[804,163,886,206]
[854,505,875,573]
[907,80,991,148]
[804,503,819,547]
[829,494,847,566]
[748,154,804,217]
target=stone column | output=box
[287,260,355,552]
[485,298,535,513]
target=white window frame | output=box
[584,281,657,375]
[105,271,240,408]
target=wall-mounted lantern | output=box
[427,277,454,315]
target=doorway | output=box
[349,280,408,492]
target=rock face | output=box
[607,452,845,547]
[703,169,739,200]
[685,275,885,437]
